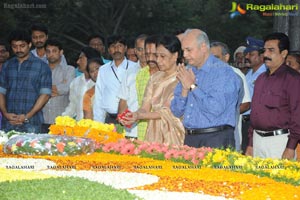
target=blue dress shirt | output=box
[0,53,52,128]
[171,55,241,129]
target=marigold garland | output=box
[49,116,124,144]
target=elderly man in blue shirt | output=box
[0,29,52,133]
[171,29,242,149]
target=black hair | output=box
[107,35,126,47]
[31,23,48,35]
[46,38,63,50]
[263,32,289,52]
[144,34,160,46]
[87,33,105,44]
[156,34,183,65]
[87,57,104,73]
[288,51,300,65]
[173,29,185,36]
[0,40,9,51]
[126,37,136,49]
[8,29,31,44]
[81,46,101,59]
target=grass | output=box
[0,177,140,200]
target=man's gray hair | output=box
[210,41,230,56]
[184,29,210,48]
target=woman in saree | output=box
[122,35,185,145]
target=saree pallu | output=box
[143,71,185,146]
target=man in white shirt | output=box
[241,37,266,153]
[210,41,251,151]
[93,35,138,124]
[62,47,100,120]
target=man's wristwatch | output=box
[190,83,198,91]
[24,116,29,123]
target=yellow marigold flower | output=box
[67,142,76,147]
[270,169,279,177]
[11,144,17,152]
[50,116,124,144]
[55,116,76,127]
[234,157,248,166]
[49,138,56,144]
[212,153,225,163]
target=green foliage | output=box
[0,177,140,200]
[115,124,125,134]
[0,0,274,64]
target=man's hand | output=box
[117,109,133,128]
[4,113,21,125]
[282,148,295,160]
[122,112,138,126]
[52,85,59,97]
[245,146,253,157]
[176,64,195,90]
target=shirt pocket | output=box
[262,91,283,109]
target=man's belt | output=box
[185,125,233,135]
[107,113,118,119]
[255,129,289,137]
[242,114,250,122]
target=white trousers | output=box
[253,130,288,159]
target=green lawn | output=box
[0,177,141,200]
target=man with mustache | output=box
[233,46,249,75]
[93,35,137,123]
[31,23,68,66]
[88,33,110,64]
[245,32,300,160]
[0,29,52,133]
[30,23,49,63]
[117,34,159,140]
[241,37,266,154]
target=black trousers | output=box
[41,123,51,133]
[241,120,250,154]
[184,127,235,149]
[105,113,118,124]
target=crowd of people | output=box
[0,23,300,160]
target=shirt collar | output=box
[12,52,36,63]
[112,57,128,69]
[193,54,216,73]
[256,63,267,74]
[266,63,286,76]
[52,63,64,71]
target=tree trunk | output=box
[273,0,289,35]
[288,0,300,51]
